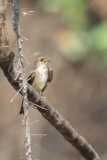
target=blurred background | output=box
[0,0,107,159]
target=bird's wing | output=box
[42,68,53,92]
[27,70,36,85]
[47,68,53,83]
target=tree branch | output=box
[12,0,32,159]
[0,1,100,160]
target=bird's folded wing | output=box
[42,68,53,92]
[48,68,53,83]
[27,70,36,85]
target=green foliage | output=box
[60,0,87,29]
[91,23,107,51]
[56,30,92,62]
[90,23,107,64]
[38,0,107,64]
[39,0,87,29]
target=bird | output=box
[19,56,53,114]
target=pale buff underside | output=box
[32,66,48,92]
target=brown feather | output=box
[48,68,53,82]
[27,70,36,85]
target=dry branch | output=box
[0,1,100,160]
[12,0,32,159]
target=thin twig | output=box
[13,0,32,159]
[31,134,47,137]
[30,120,39,125]
[28,101,47,110]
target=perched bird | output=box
[20,57,53,114]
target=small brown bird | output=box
[20,57,53,114]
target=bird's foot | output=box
[42,96,47,99]
[39,93,48,103]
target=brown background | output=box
[0,0,107,160]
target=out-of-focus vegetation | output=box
[38,0,107,64]
[38,0,87,29]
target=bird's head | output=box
[34,57,51,67]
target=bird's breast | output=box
[32,67,48,92]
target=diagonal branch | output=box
[0,1,100,160]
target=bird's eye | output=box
[40,59,43,62]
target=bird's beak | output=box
[47,58,51,62]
